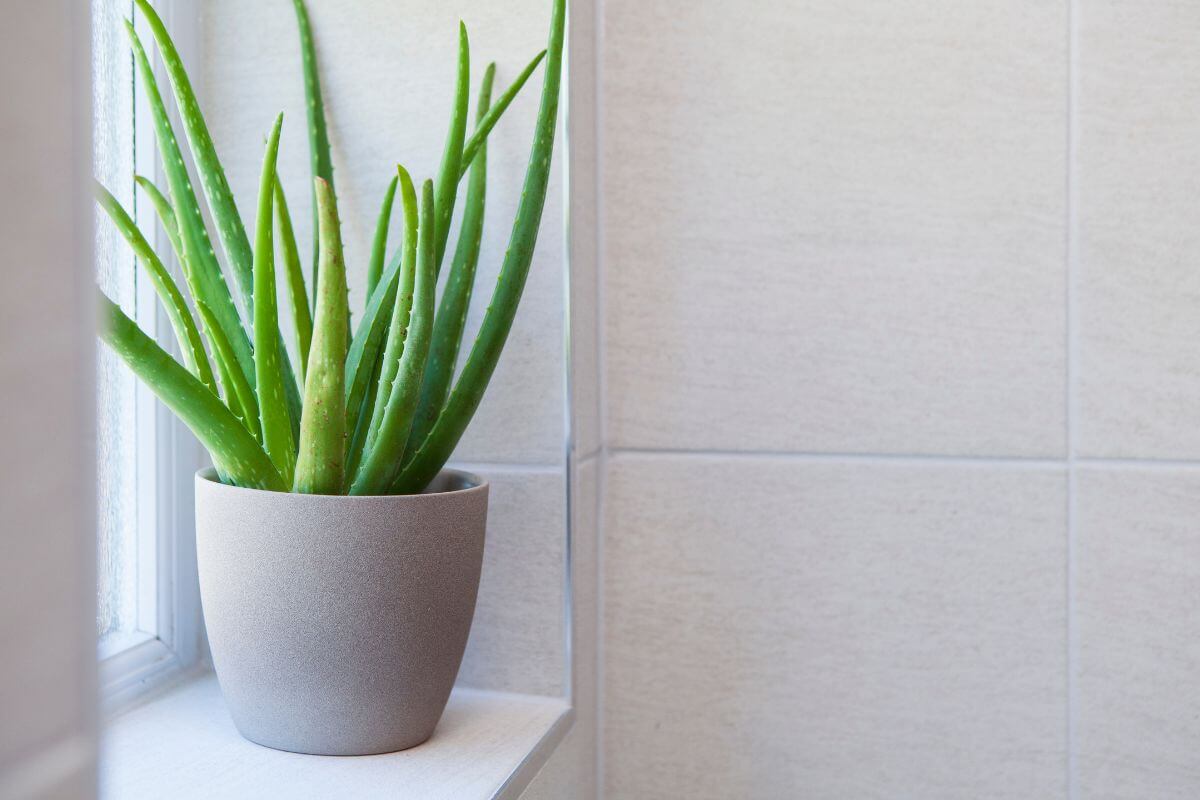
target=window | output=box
[94,0,139,658]
[94,0,201,708]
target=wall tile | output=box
[602,0,1067,457]
[456,468,566,697]
[570,457,599,724]
[1077,467,1200,798]
[603,455,1067,800]
[1077,2,1200,458]
[203,0,566,465]
[519,456,598,799]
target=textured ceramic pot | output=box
[194,467,488,755]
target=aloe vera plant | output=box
[96,0,564,495]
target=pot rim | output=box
[195,466,487,501]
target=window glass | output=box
[93,0,139,648]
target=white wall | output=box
[598,0,1200,798]
[0,2,98,798]
[1075,3,1200,795]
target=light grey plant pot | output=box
[194,467,488,756]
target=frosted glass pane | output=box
[94,0,138,644]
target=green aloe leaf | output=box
[253,115,296,486]
[459,48,547,179]
[433,22,470,273]
[133,0,254,311]
[293,178,348,494]
[366,175,399,299]
[126,20,254,390]
[195,301,261,441]
[128,177,253,429]
[407,64,493,454]
[273,176,313,386]
[133,3,304,440]
[98,291,284,491]
[132,170,259,445]
[344,349,383,483]
[350,180,436,495]
[342,249,403,453]
[289,0,336,300]
[126,178,255,438]
[133,175,183,261]
[364,167,418,446]
[393,0,565,494]
[94,181,216,395]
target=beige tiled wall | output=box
[1077,1,1200,460]
[1076,467,1200,798]
[597,0,1200,798]
[602,0,1068,458]
[1072,4,1200,796]
[605,458,1067,799]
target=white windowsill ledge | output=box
[102,671,573,800]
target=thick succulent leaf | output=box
[433,22,470,274]
[133,175,183,260]
[343,248,402,450]
[196,301,261,441]
[94,182,216,395]
[459,48,547,179]
[407,64,493,454]
[134,3,304,439]
[293,178,348,494]
[344,349,383,484]
[133,0,254,311]
[366,176,399,300]
[125,20,255,394]
[253,115,296,486]
[289,0,336,300]
[98,291,284,491]
[273,176,312,384]
[350,180,436,495]
[365,167,418,445]
[393,0,565,494]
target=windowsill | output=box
[101,671,573,800]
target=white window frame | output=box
[98,0,206,712]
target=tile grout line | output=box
[608,447,1200,470]
[1066,0,1082,793]
[610,446,1066,467]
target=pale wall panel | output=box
[1076,0,1200,458]
[457,468,566,697]
[1077,467,1200,798]
[603,456,1067,800]
[602,0,1067,457]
